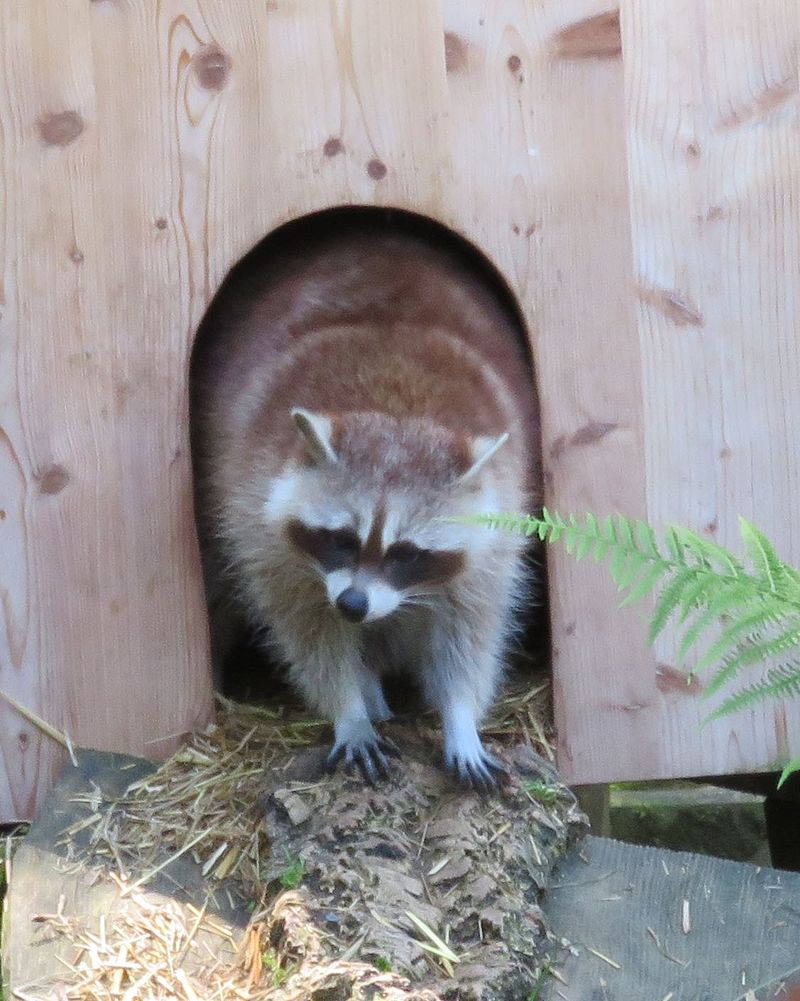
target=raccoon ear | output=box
[459,431,510,483]
[291,408,338,465]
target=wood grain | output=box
[621,0,800,780]
[545,835,800,999]
[1,1,799,818]
[436,0,653,784]
[0,0,215,822]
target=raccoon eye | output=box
[385,541,424,565]
[286,520,359,570]
[328,529,359,553]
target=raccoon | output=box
[190,210,541,790]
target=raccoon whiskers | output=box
[398,592,439,610]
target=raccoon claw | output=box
[447,749,509,793]
[326,731,396,785]
[377,733,401,758]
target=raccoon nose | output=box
[336,587,369,623]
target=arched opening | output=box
[189,206,548,716]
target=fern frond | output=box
[612,552,648,592]
[693,604,787,674]
[619,563,664,607]
[664,527,686,565]
[674,592,769,667]
[740,517,784,590]
[700,650,749,705]
[649,568,702,644]
[669,524,746,575]
[700,618,800,701]
[778,758,800,788]
[635,520,661,560]
[463,506,800,786]
[615,514,635,550]
[704,663,800,721]
[725,620,800,667]
[675,573,725,624]
[461,509,800,741]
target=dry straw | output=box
[15,676,553,999]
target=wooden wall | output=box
[1,0,798,821]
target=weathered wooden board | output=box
[1,0,799,820]
[2,749,247,992]
[614,0,800,782]
[0,0,217,822]
[543,835,800,1000]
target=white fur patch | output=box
[311,511,351,530]
[442,701,483,766]
[265,471,352,530]
[264,472,298,520]
[380,508,400,550]
[364,580,401,621]
[359,511,374,547]
[325,569,353,605]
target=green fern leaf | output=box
[649,568,701,644]
[616,514,635,549]
[740,517,783,590]
[719,620,800,668]
[693,604,783,674]
[563,525,578,554]
[778,757,800,788]
[683,533,744,575]
[600,515,615,545]
[664,527,686,565]
[471,508,800,760]
[700,650,747,704]
[675,572,721,623]
[615,553,647,592]
[609,546,627,585]
[779,564,800,599]
[593,538,610,562]
[634,520,662,560]
[619,563,664,607]
[670,525,745,573]
[575,534,593,561]
[703,663,800,721]
[674,592,769,666]
[669,525,711,569]
[676,606,717,666]
[700,584,766,621]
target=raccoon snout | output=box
[336,587,369,623]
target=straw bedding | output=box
[12,678,587,1001]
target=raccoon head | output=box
[267,407,510,624]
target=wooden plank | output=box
[0,0,220,823]
[543,835,800,1000]
[2,749,245,991]
[436,0,651,784]
[0,0,456,824]
[195,0,451,282]
[519,4,652,785]
[620,0,800,779]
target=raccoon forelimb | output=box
[325,720,400,786]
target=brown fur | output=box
[190,210,541,786]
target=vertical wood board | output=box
[619,0,800,782]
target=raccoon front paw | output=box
[446,746,508,793]
[326,722,399,786]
